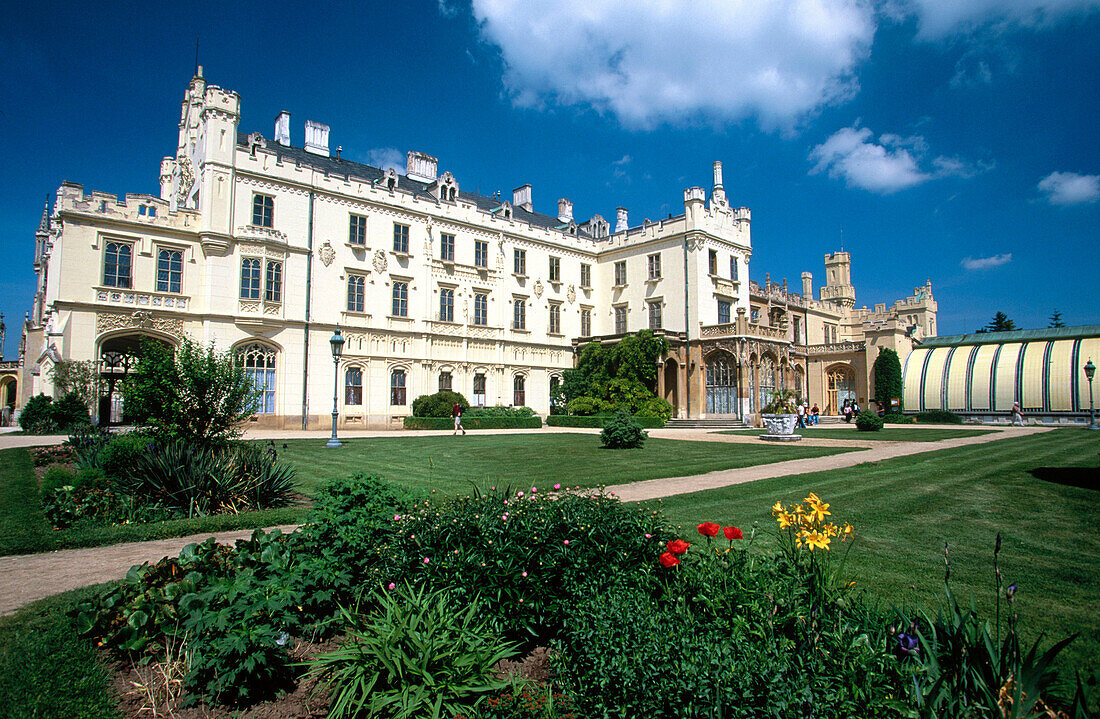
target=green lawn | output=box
[278,433,856,497]
[721,427,997,441]
[653,428,1100,678]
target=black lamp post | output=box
[326,329,345,447]
[1085,358,1098,431]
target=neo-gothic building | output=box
[11,69,938,428]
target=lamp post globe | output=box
[326,329,345,447]
[1086,358,1098,431]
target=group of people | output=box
[841,399,862,423]
[795,402,820,429]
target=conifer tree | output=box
[872,347,903,413]
[1049,310,1065,328]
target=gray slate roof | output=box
[918,324,1100,347]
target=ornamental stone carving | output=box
[318,241,336,267]
[176,156,195,204]
[373,249,388,273]
[96,310,183,338]
[566,284,576,304]
[533,279,544,298]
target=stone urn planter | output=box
[760,413,802,441]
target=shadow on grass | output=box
[1029,466,1100,491]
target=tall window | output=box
[614,261,627,286]
[252,194,274,228]
[390,369,406,405]
[345,367,363,405]
[265,261,282,302]
[347,275,365,312]
[549,303,561,334]
[580,263,591,288]
[439,371,452,392]
[473,292,488,325]
[392,281,408,316]
[648,300,662,329]
[474,240,488,268]
[751,308,760,323]
[730,257,739,281]
[647,253,661,280]
[440,233,455,262]
[513,375,525,406]
[717,300,731,324]
[615,306,627,334]
[473,373,486,406]
[238,343,277,414]
[156,249,182,293]
[708,249,718,275]
[240,258,261,299]
[349,214,366,246]
[439,288,454,321]
[513,298,526,329]
[581,308,591,337]
[514,249,526,275]
[549,256,561,282]
[393,223,409,253]
[103,242,132,288]
[792,316,802,344]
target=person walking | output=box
[796,401,807,429]
[842,400,852,423]
[1011,401,1024,426]
[453,402,467,435]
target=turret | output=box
[821,252,856,308]
[801,272,813,299]
[711,161,727,207]
[615,207,628,233]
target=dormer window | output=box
[434,171,459,202]
[493,202,513,219]
[381,168,398,191]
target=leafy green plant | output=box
[883,413,916,424]
[18,394,57,434]
[915,410,964,424]
[600,409,647,449]
[761,388,800,414]
[305,473,406,580]
[873,347,904,414]
[403,416,543,430]
[411,390,470,417]
[307,586,518,719]
[465,405,535,418]
[472,676,580,718]
[856,410,885,432]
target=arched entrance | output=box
[663,359,679,414]
[0,377,16,426]
[705,352,738,415]
[826,365,856,415]
[757,354,777,411]
[97,333,175,426]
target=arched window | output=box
[513,375,525,407]
[549,375,561,412]
[390,368,406,406]
[238,343,277,414]
[345,367,363,405]
[758,355,776,412]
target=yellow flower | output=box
[777,512,795,529]
[823,523,839,537]
[804,492,821,506]
[805,531,832,551]
[772,501,784,516]
[841,523,854,541]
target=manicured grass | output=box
[721,427,997,441]
[0,584,121,719]
[0,448,54,556]
[653,428,1100,679]
[278,433,856,497]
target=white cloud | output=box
[367,147,405,173]
[899,0,1100,39]
[961,253,1013,270]
[809,125,987,193]
[468,0,877,129]
[1038,171,1100,205]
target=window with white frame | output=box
[513,375,525,406]
[614,260,627,286]
[156,248,182,293]
[439,288,454,322]
[708,249,718,275]
[647,253,661,280]
[349,214,367,246]
[614,305,627,334]
[513,298,526,329]
[240,258,261,299]
[103,242,132,288]
[473,373,486,406]
[390,369,406,405]
[393,223,409,253]
[252,194,274,228]
[440,233,455,262]
[392,281,408,317]
[648,300,662,329]
[265,261,282,302]
[549,303,561,334]
[345,367,363,405]
[730,256,739,281]
[514,248,526,275]
[580,263,591,288]
[347,275,365,312]
[549,256,560,282]
[718,300,731,325]
[474,239,488,268]
[473,292,488,325]
[581,308,591,337]
[238,343,277,414]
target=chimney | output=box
[802,272,813,299]
[711,160,727,205]
[513,184,533,212]
[304,120,329,156]
[405,151,438,183]
[557,198,573,223]
[275,111,291,146]
[615,207,628,233]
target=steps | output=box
[664,417,751,430]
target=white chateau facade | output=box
[11,69,938,428]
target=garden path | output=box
[0,425,1052,614]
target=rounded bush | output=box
[566,396,612,416]
[411,391,470,417]
[18,394,56,434]
[601,409,648,449]
[855,410,884,432]
[50,391,91,431]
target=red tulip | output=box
[667,539,690,555]
[697,522,720,538]
[723,526,743,541]
[659,552,680,568]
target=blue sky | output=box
[2,0,1098,358]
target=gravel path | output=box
[0,425,1050,614]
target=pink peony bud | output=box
[387,582,396,590]
[423,557,430,564]
[554,483,561,490]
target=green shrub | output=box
[92,432,154,481]
[306,473,407,580]
[18,394,56,434]
[466,405,535,418]
[411,391,470,418]
[914,409,963,424]
[882,413,915,424]
[402,417,542,430]
[476,678,581,719]
[545,415,666,428]
[308,586,518,719]
[49,392,91,431]
[635,396,674,421]
[564,396,612,416]
[600,409,647,449]
[41,466,76,493]
[872,347,904,414]
[855,410,884,432]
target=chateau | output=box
[9,69,940,428]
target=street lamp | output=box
[1085,358,1098,431]
[326,329,345,447]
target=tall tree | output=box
[979,312,1018,333]
[1048,310,1066,328]
[872,347,904,413]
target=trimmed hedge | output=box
[913,410,964,425]
[547,415,667,429]
[402,417,543,430]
